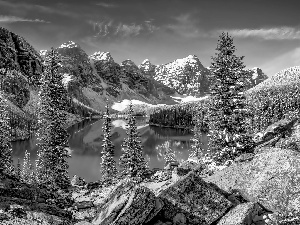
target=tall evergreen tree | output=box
[119,101,147,179]
[0,97,14,178]
[35,48,71,189]
[20,150,31,182]
[204,32,254,166]
[100,101,118,181]
[189,110,205,162]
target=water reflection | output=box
[11,117,207,182]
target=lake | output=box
[11,117,208,182]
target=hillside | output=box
[247,66,300,94]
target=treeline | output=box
[149,99,209,130]
[149,83,300,136]
[246,83,300,134]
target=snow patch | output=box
[111,99,166,112]
[170,95,208,103]
[58,41,78,49]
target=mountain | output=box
[245,67,268,90]
[247,66,299,94]
[142,55,211,97]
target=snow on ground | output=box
[170,95,208,103]
[111,99,166,112]
[62,73,73,88]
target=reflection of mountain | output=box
[68,118,195,160]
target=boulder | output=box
[205,147,300,217]
[158,171,233,225]
[71,175,87,187]
[234,153,254,163]
[217,202,262,225]
[253,118,298,145]
[164,160,180,171]
[92,183,162,225]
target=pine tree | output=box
[204,32,254,166]
[0,97,15,178]
[119,101,147,179]
[189,110,205,162]
[100,101,118,181]
[35,48,71,190]
[21,150,31,183]
[163,140,176,162]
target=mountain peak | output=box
[121,59,137,67]
[58,41,79,49]
[89,51,114,62]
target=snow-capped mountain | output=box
[90,51,114,62]
[245,67,268,89]
[139,59,156,78]
[247,66,300,93]
[152,55,210,96]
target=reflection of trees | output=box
[150,126,191,138]
[155,140,185,163]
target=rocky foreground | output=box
[1,117,300,225]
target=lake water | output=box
[11,117,208,182]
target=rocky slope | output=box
[247,66,300,94]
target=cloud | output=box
[218,27,300,40]
[96,2,117,8]
[164,13,207,39]
[0,15,49,23]
[88,19,158,38]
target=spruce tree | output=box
[204,32,254,166]
[16,158,21,180]
[21,150,31,182]
[0,97,14,178]
[189,110,205,162]
[100,101,118,182]
[119,101,147,179]
[35,48,71,190]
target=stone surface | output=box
[253,118,297,145]
[217,202,262,225]
[158,171,233,225]
[234,153,255,163]
[205,147,300,217]
[173,212,187,225]
[92,179,161,225]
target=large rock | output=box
[253,118,298,145]
[205,147,300,217]
[157,171,233,225]
[217,202,262,225]
[92,179,162,225]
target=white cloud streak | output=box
[0,15,49,23]
[219,27,300,40]
[96,2,117,8]
[88,20,158,38]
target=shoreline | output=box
[148,122,194,131]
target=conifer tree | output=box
[189,110,205,162]
[163,141,176,162]
[21,150,31,182]
[35,48,71,189]
[204,32,254,166]
[0,97,14,178]
[119,101,147,179]
[100,101,118,181]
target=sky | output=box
[0,0,300,77]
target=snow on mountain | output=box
[58,41,79,49]
[247,66,300,93]
[139,59,156,78]
[153,55,210,96]
[89,51,114,62]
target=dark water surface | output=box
[11,117,208,182]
